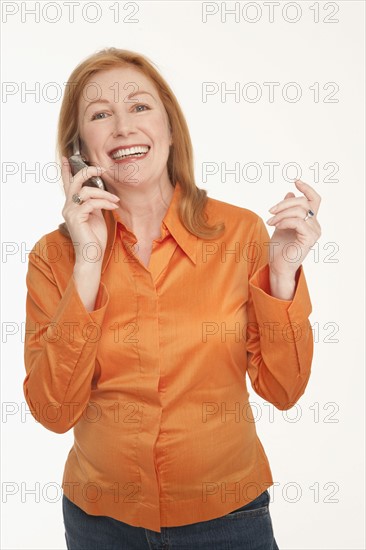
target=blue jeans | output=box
[62,489,280,549]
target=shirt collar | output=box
[101,181,197,274]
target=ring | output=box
[72,193,84,206]
[304,209,315,221]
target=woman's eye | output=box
[91,112,109,121]
[90,104,149,120]
[134,104,149,112]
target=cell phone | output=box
[68,138,106,190]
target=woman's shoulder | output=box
[30,225,70,249]
[28,225,74,269]
[205,193,261,226]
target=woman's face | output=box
[77,66,173,189]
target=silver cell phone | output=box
[68,138,106,190]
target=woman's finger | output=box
[294,180,322,214]
[269,196,310,214]
[67,165,107,197]
[60,156,72,193]
[75,198,120,213]
[267,205,309,225]
[69,186,120,205]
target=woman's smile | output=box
[109,144,151,163]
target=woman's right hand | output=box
[61,156,120,266]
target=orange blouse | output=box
[23,181,313,533]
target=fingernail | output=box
[269,206,278,213]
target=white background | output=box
[1,1,365,548]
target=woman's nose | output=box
[112,113,135,137]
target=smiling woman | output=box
[75,65,174,226]
[23,47,319,550]
[56,47,226,244]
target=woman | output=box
[23,48,321,549]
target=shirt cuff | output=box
[50,276,110,343]
[249,263,312,327]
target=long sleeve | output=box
[23,236,110,433]
[246,216,314,410]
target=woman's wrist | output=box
[268,267,298,300]
[73,259,103,273]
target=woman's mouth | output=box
[109,145,150,163]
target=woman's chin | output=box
[104,167,149,187]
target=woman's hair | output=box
[56,47,225,240]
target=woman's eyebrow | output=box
[84,98,110,114]
[127,90,157,103]
[84,90,156,114]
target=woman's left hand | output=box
[266,179,322,276]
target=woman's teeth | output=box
[111,146,150,159]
